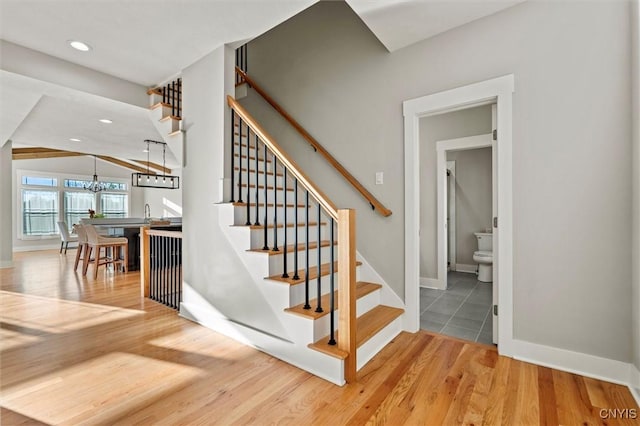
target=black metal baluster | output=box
[304,190,310,309]
[315,203,323,313]
[282,168,289,278]
[329,218,336,345]
[245,127,251,225]
[172,237,176,309]
[164,236,168,305]
[171,80,175,117]
[176,79,181,119]
[262,144,269,250]
[254,135,260,225]
[162,84,166,104]
[236,48,239,84]
[154,236,158,301]
[237,119,243,203]
[293,180,300,281]
[230,109,235,202]
[272,155,279,252]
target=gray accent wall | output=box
[418,106,492,278]
[240,1,633,362]
[447,147,492,267]
[632,0,640,374]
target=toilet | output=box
[473,232,493,282]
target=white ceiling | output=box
[0,0,525,165]
[0,0,318,86]
[346,0,525,52]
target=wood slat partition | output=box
[235,67,392,217]
[228,95,358,382]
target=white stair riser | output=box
[263,246,336,276]
[287,268,362,307]
[249,225,329,250]
[357,315,403,370]
[149,93,163,106]
[160,117,181,133]
[151,104,173,121]
[310,289,381,342]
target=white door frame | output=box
[437,135,493,290]
[403,74,515,356]
[446,160,456,274]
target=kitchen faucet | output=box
[144,204,151,220]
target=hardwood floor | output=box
[1,250,638,425]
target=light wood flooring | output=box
[1,250,638,425]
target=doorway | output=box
[403,75,515,354]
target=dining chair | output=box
[56,221,78,254]
[82,224,128,279]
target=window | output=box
[18,170,130,239]
[100,193,127,218]
[22,189,58,236]
[64,192,95,230]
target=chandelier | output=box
[84,155,105,193]
[131,140,180,189]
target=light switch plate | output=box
[375,172,383,185]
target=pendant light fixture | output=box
[131,140,180,189]
[84,155,105,193]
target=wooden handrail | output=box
[147,229,183,239]
[235,67,392,217]
[228,96,339,221]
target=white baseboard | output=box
[512,339,632,387]
[455,264,477,274]
[13,244,62,252]
[631,364,640,406]
[420,276,442,289]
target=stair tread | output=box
[159,115,182,122]
[308,305,404,359]
[168,130,183,137]
[285,281,382,320]
[238,183,294,192]
[147,88,162,96]
[234,154,272,163]
[234,167,283,177]
[232,202,307,208]
[231,221,325,230]
[150,102,171,110]
[247,240,335,256]
[266,260,362,285]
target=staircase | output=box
[147,78,184,166]
[144,75,404,385]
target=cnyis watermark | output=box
[599,408,638,419]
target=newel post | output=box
[337,208,356,383]
[140,226,150,298]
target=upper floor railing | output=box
[148,77,182,119]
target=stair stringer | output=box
[148,107,185,167]
[204,202,346,385]
[179,286,345,385]
[354,252,406,369]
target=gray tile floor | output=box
[420,271,494,345]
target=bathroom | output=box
[419,105,495,344]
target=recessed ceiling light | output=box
[69,138,81,142]
[99,119,113,124]
[68,40,92,52]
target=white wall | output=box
[142,168,183,218]
[418,106,492,278]
[12,155,144,251]
[447,147,492,266]
[241,1,633,362]
[0,141,12,267]
[180,45,288,337]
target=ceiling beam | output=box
[12,147,85,160]
[97,155,152,174]
[12,147,155,174]
[129,160,171,174]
